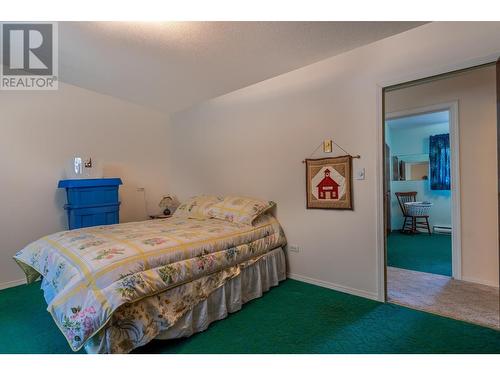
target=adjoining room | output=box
[386,110,452,276]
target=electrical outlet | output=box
[288,245,300,253]
[136,187,145,192]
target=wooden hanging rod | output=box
[301,154,361,163]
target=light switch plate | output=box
[289,245,300,253]
[355,168,365,180]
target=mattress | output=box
[14,213,286,351]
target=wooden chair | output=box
[395,192,431,235]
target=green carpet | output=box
[387,232,452,276]
[0,279,499,354]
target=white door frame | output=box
[384,102,461,282]
[374,55,498,302]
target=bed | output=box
[13,196,287,353]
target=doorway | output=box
[381,63,500,329]
[385,104,459,278]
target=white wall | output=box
[0,82,171,288]
[168,22,500,298]
[388,122,451,230]
[388,122,449,156]
[385,66,498,287]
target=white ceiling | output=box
[386,110,449,129]
[59,22,426,114]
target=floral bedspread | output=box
[86,252,274,353]
[14,214,286,351]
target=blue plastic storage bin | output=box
[58,178,123,230]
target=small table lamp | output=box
[159,195,179,216]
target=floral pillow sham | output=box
[206,196,275,226]
[172,195,222,219]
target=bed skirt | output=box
[85,246,286,353]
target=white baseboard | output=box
[287,272,379,301]
[0,278,26,290]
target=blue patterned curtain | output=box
[429,133,450,190]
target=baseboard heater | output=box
[433,225,452,234]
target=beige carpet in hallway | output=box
[387,266,499,329]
